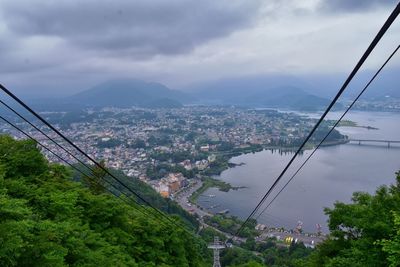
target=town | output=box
[0,106,345,200]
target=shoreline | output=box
[189,176,246,204]
[338,120,378,130]
[190,138,348,205]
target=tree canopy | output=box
[303,171,400,267]
[0,135,208,266]
[2,134,399,266]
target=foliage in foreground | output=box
[204,215,258,238]
[302,171,400,267]
[0,135,208,267]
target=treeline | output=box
[73,166,200,229]
[199,227,313,267]
[204,215,258,238]
[146,163,197,179]
[0,135,209,266]
[2,134,400,266]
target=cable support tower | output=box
[208,236,225,267]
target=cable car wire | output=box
[234,3,400,238]
[0,86,192,233]
[0,114,169,227]
[256,44,400,221]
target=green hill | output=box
[2,134,398,266]
[68,79,190,108]
[0,135,208,266]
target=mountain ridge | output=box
[190,84,330,110]
[32,78,332,111]
[67,79,190,108]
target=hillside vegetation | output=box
[0,135,208,267]
[1,134,399,266]
[300,172,400,267]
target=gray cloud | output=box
[0,0,398,97]
[0,0,261,58]
[319,0,397,12]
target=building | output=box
[158,182,170,198]
[167,173,188,191]
[200,144,210,152]
[179,159,192,170]
[168,179,180,193]
[208,154,217,163]
[195,159,209,170]
[255,224,267,231]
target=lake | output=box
[197,111,400,233]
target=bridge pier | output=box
[349,139,400,148]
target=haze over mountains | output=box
[187,75,330,110]
[43,78,331,111]
[29,68,400,111]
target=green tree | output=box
[83,160,107,194]
[236,261,264,267]
[0,135,208,266]
[305,171,400,266]
[220,247,262,266]
[380,212,400,267]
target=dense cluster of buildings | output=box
[149,173,189,198]
[1,106,321,198]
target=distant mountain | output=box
[287,66,400,100]
[246,86,330,110]
[185,66,400,107]
[67,79,193,108]
[187,76,330,110]
[186,74,311,99]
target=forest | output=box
[1,134,399,266]
[0,135,209,266]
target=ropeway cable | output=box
[234,3,400,238]
[255,44,400,221]
[0,99,97,173]
[0,114,170,228]
[0,101,178,230]
[0,86,193,234]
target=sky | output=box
[0,0,399,97]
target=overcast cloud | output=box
[319,0,397,12]
[0,0,399,96]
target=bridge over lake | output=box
[348,139,400,148]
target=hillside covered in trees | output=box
[0,135,209,266]
[1,134,400,266]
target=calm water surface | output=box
[198,111,400,233]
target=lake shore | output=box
[190,137,349,209]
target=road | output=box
[199,221,247,243]
[174,180,246,241]
[256,230,326,248]
[174,179,325,248]
[174,179,212,218]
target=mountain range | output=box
[189,84,329,110]
[31,78,338,111]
